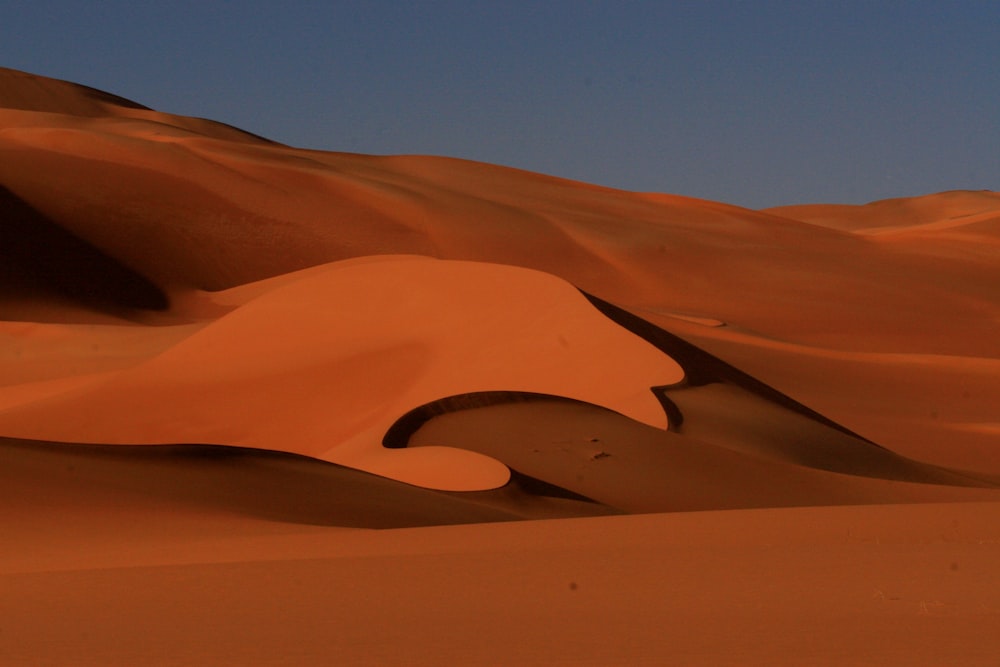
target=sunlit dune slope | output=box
[3,497,998,666]
[0,257,682,491]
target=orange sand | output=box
[2,67,999,665]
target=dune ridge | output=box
[766,190,1000,232]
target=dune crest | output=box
[765,190,1000,231]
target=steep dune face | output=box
[0,184,168,319]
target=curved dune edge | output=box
[633,311,1000,475]
[405,400,1000,514]
[765,190,1000,232]
[0,256,683,491]
[0,437,616,536]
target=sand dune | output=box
[766,189,1000,232]
[2,67,999,664]
[0,256,683,490]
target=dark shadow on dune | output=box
[185,116,282,144]
[0,185,169,315]
[384,393,615,506]
[586,293,1000,486]
[383,391,596,449]
[381,293,996,491]
[579,292,1000,486]
[68,83,152,111]
[393,398,999,514]
[384,392,645,504]
[579,292,872,440]
[0,66,151,112]
[507,469,604,504]
[0,437,615,528]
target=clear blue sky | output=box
[3,1,998,208]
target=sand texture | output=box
[2,67,999,665]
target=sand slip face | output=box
[0,256,683,490]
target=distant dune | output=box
[2,67,998,665]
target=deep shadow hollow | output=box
[384,391,617,449]
[0,185,168,314]
[580,290,880,444]
[0,437,616,528]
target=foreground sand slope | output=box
[3,499,999,666]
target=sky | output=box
[2,1,998,209]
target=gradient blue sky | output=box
[3,1,998,208]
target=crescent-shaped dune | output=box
[0,256,683,491]
[2,67,999,665]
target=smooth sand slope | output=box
[2,67,999,665]
[3,496,999,667]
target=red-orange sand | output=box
[2,67,999,665]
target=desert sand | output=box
[1,66,999,665]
